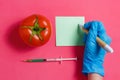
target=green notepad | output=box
[56,16,85,46]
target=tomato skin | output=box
[19,14,52,47]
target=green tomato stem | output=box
[22,16,46,43]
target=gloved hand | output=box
[82,21,111,76]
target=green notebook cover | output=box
[56,16,85,46]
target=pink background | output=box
[0,0,119,80]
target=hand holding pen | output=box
[78,23,113,53]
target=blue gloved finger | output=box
[96,22,111,45]
[97,21,106,35]
[83,21,92,43]
[84,21,100,29]
[84,21,92,30]
[83,21,98,43]
[84,23,98,60]
[83,34,87,43]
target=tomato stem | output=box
[22,17,46,42]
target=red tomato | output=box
[19,14,52,47]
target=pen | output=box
[78,24,113,53]
[22,56,77,64]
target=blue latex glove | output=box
[82,21,111,76]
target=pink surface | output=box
[0,0,119,80]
